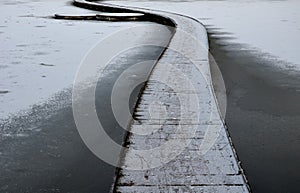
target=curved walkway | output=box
[57,1,250,192]
[113,10,250,193]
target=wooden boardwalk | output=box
[114,12,250,193]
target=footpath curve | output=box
[56,1,250,192]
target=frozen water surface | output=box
[112,0,300,70]
[0,0,151,118]
[2,0,299,121]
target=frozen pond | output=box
[0,0,299,192]
[0,0,150,118]
[112,0,300,72]
[0,1,173,192]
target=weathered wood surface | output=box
[114,9,250,193]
